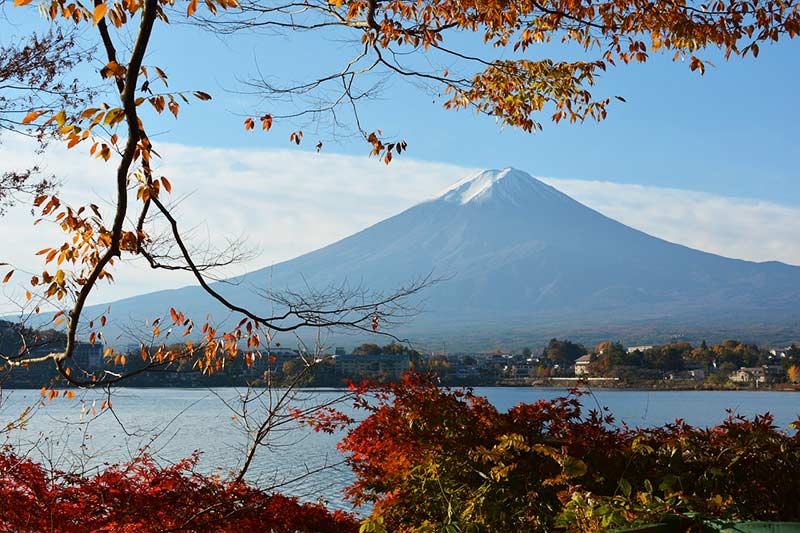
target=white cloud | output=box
[0,137,797,314]
[542,178,800,267]
[0,137,469,311]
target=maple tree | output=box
[304,372,800,532]
[0,449,358,532]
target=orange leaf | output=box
[93,3,107,24]
[21,110,42,124]
[2,270,13,283]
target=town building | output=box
[574,354,592,376]
[334,353,411,380]
[730,365,785,386]
[28,341,104,370]
[626,345,654,354]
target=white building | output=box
[574,354,593,376]
[626,345,653,354]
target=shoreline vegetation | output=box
[2,321,799,391]
[2,382,800,392]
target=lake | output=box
[1,387,798,512]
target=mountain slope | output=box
[91,168,800,345]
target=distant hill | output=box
[76,168,800,350]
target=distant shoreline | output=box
[3,383,798,393]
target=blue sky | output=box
[7,7,796,202]
[125,16,800,205]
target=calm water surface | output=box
[1,387,797,512]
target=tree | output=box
[303,373,800,531]
[282,357,302,378]
[0,450,358,532]
[353,343,383,355]
[788,365,800,384]
[542,338,587,365]
[709,340,764,369]
[641,343,690,371]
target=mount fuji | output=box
[87,168,800,348]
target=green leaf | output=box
[618,478,632,498]
[562,456,588,478]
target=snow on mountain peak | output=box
[437,167,559,206]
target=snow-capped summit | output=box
[437,167,563,206]
[81,167,800,347]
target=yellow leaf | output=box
[54,111,67,127]
[93,3,107,24]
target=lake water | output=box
[1,387,798,512]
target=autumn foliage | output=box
[0,450,357,533]
[310,373,800,532]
